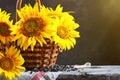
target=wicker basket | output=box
[0,41,13,53]
[0,41,7,53]
[16,0,61,69]
[20,40,61,69]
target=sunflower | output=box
[0,8,16,44]
[53,17,80,50]
[48,4,74,20]
[49,5,80,50]
[11,3,57,51]
[0,46,25,80]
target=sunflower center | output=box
[0,57,14,71]
[23,18,44,37]
[57,26,70,39]
[0,22,11,36]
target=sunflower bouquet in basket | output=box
[0,0,80,79]
[11,0,80,69]
[13,0,80,51]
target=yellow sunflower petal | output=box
[0,68,3,73]
[0,52,4,59]
[16,66,25,71]
[31,37,36,51]
[21,36,27,48]
[36,37,43,46]
[13,50,20,59]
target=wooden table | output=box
[56,66,120,80]
[9,65,120,80]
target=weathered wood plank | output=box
[10,66,120,80]
[56,66,120,80]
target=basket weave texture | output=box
[20,40,60,69]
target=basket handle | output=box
[16,0,41,21]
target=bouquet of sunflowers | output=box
[0,0,80,79]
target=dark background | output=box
[1,0,120,65]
